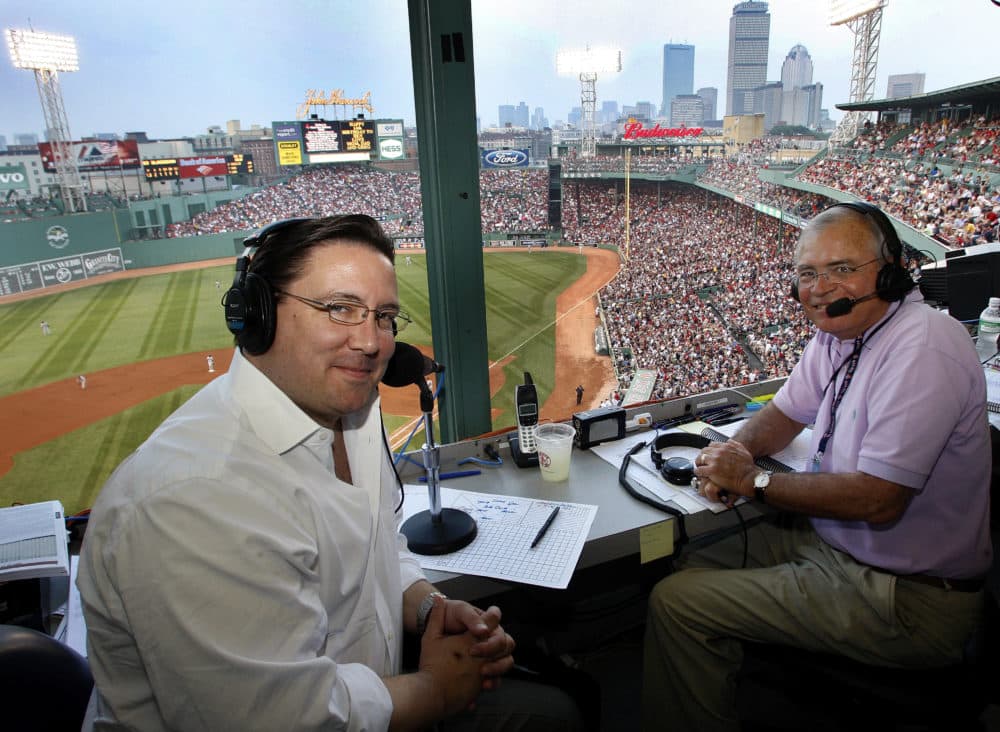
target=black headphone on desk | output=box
[223,218,312,355]
[649,433,711,485]
[789,201,915,304]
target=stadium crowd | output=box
[588,183,814,400]
[166,166,549,239]
[796,114,1000,247]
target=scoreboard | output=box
[227,153,254,175]
[142,154,255,180]
[142,158,181,180]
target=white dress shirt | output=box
[77,349,425,731]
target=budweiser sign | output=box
[622,123,704,140]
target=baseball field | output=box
[0,247,619,516]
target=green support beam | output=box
[407,0,492,442]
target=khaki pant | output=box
[641,515,985,732]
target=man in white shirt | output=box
[78,215,581,732]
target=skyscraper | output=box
[661,43,695,123]
[726,1,771,117]
[697,87,718,122]
[780,44,813,90]
[779,44,818,127]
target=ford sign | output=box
[482,149,529,168]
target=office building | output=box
[514,102,529,128]
[697,87,718,123]
[780,44,813,90]
[13,133,38,147]
[601,100,619,125]
[661,43,695,122]
[887,73,926,99]
[531,107,548,130]
[752,81,783,131]
[670,95,706,126]
[779,44,819,128]
[498,104,515,128]
[726,1,771,117]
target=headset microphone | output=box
[825,292,879,318]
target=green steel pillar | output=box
[408,0,491,442]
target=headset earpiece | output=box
[221,217,312,356]
[829,202,915,303]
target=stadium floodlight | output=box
[5,27,86,213]
[557,46,623,157]
[556,47,622,76]
[827,0,887,146]
[6,29,79,71]
[828,0,886,26]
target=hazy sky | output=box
[1,0,997,140]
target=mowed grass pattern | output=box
[0,250,587,514]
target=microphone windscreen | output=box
[825,298,853,318]
[381,341,426,387]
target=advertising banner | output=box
[481,149,530,168]
[377,121,403,137]
[277,141,303,166]
[0,164,29,191]
[378,138,404,159]
[39,140,140,172]
[178,156,229,178]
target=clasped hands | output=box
[419,595,515,716]
[692,439,759,507]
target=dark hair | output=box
[247,214,395,295]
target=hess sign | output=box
[482,149,529,168]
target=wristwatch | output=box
[753,470,772,503]
[416,591,447,635]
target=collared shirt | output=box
[77,349,425,732]
[773,292,992,579]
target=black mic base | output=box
[401,508,477,555]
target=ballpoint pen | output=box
[418,469,482,482]
[530,505,560,548]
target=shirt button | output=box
[317,429,331,442]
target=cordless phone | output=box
[516,372,539,453]
[508,372,540,468]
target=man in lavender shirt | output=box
[642,203,992,732]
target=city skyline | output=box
[1,0,998,140]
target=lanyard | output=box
[812,336,863,471]
[810,301,903,472]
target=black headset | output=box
[222,218,312,355]
[649,432,711,485]
[789,201,915,303]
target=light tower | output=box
[828,0,887,146]
[6,28,87,213]
[557,47,622,158]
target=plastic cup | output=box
[535,423,576,482]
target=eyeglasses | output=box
[275,290,411,333]
[794,258,880,289]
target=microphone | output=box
[825,292,879,318]
[381,341,445,388]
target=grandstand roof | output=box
[836,76,1000,112]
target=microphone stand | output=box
[400,380,477,555]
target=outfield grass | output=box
[0,250,586,512]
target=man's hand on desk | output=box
[693,439,759,507]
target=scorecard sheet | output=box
[401,486,597,589]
